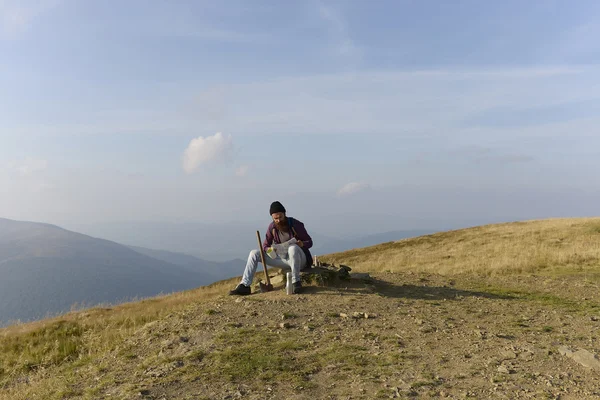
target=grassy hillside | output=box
[2,217,600,399]
[320,217,600,276]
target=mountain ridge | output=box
[0,218,236,326]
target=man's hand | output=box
[297,240,304,248]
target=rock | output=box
[591,316,599,321]
[353,312,364,319]
[500,350,517,360]
[364,284,377,292]
[270,275,285,285]
[497,365,514,374]
[338,265,350,280]
[351,273,372,281]
[279,322,291,329]
[558,346,600,371]
[474,329,487,339]
[364,313,377,319]
[339,313,349,318]
[235,298,244,303]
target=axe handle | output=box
[256,230,271,286]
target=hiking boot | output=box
[292,281,303,294]
[229,284,251,296]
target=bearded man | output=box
[229,201,314,295]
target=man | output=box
[229,201,314,295]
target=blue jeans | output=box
[241,244,306,286]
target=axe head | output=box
[259,281,274,292]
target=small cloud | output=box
[8,157,48,176]
[317,2,361,59]
[476,154,534,164]
[182,132,234,174]
[31,182,55,193]
[450,146,534,165]
[337,182,370,197]
[235,165,249,177]
[1,0,60,38]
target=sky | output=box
[1,0,600,236]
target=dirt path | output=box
[45,272,600,399]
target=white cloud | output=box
[0,0,60,37]
[317,2,361,59]
[165,26,266,43]
[337,182,370,197]
[182,132,234,174]
[235,165,249,177]
[7,157,48,176]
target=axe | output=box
[256,230,273,292]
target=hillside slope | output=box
[2,218,600,399]
[321,217,600,276]
[0,218,215,326]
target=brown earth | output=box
[8,271,598,400]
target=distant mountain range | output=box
[127,245,244,282]
[0,218,244,327]
[65,220,438,261]
[310,230,436,256]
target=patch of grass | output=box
[587,224,600,234]
[321,344,372,370]
[525,292,588,312]
[274,340,309,351]
[319,218,600,276]
[399,352,421,360]
[282,312,297,319]
[0,276,243,389]
[476,284,598,313]
[411,380,438,389]
[186,349,206,362]
[542,326,554,333]
[211,348,287,380]
[0,320,84,375]
[206,327,319,386]
[205,309,218,315]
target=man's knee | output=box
[288,244,302,256]
[250,249,260,259]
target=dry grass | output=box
[319,217,600,276]
[0,276,241,394]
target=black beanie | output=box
[269,201,286,215]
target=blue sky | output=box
[1,0,600,235]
